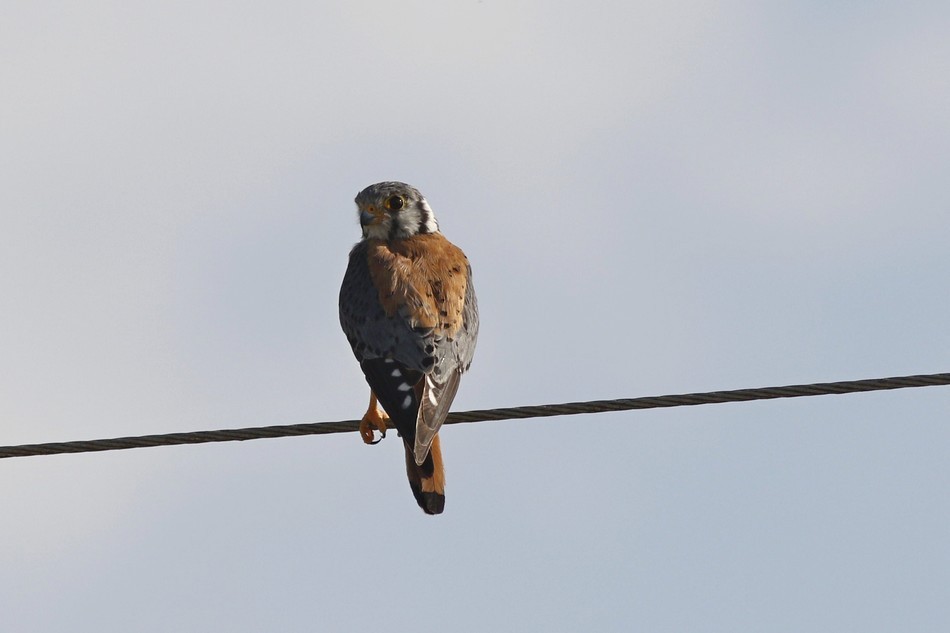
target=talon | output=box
[359,418,386,445]
[359,392,390,445]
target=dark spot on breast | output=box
[422,356,435,368]
[424,344,435,354]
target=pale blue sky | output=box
[2,2,949,631]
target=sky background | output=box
[2,1,949,631]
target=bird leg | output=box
[359,391,389,445]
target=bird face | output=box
[355,181,439,241]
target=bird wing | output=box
[413,266,478,464]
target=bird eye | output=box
[385,195,404,210]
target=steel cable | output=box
[1,372,948,459]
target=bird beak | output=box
[359,209,377,226]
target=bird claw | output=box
[359,420,386,445]
[359,399,390,445]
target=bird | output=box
[339,182,479,514]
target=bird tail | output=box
[404,433,445,515]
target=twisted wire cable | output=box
[1,372,948,459]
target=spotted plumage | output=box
[339,182,478,514]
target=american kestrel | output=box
[339,182,479,514]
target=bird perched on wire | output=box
[339,182,479,514]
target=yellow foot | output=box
[359,394,389,445]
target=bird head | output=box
[354,181,439,241]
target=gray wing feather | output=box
[454,264,479,371]
[339,241,431,368]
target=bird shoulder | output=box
[364,234,470,335]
